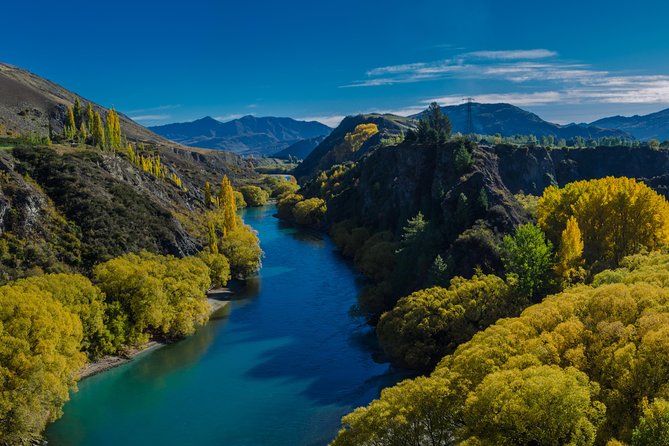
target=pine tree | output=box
[219,175,237,233]
[73,97,83,128]
[86,103,94,133]
[64,106,77,140]
[92,112,105,149]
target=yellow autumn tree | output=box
[92,111,105,148]
[554,216,586,285]
[204,181,213,207]
[344,123,379,153]
[64,105,77,140]
[105,107,122,150]
[538,177,669,268]
[218,175,237,233]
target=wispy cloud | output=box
[127,104,181,114]
[130,114,171,121]
[464,49,557,60]
[345,48,669,109]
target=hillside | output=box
[591,107,669,141]
[273,135,326,160]
[149,115,332,156]
[292,113,415,180]
[413,102,630,140]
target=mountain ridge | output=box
[590,107,669,141]
[149,115,332,156]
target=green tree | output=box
[86,102,94,133]
[417,102,452,143]
[502,223,554,300]
[64,105,77,140]
[632,399,669,446]
[204,181,213,207]
[92,111,105,148]
[105,107,122,150]
[73,97,83,128]
[240,185,270,207]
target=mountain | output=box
[0,62,261,281]
[0,63,172,144]
[590,108,669,141]
[412,102,630,140]
[149,115,332,156]
[293,113,415,180]
[273,135,326,160]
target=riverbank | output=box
[79,294,231,380]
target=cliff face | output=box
[325,142,527,235]
[492,145,669,196]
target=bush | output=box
[240,185,269,207]
[293,198,327,226]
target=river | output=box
[45,205,403,446]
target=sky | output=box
[3,0,669,127]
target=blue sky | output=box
[3,0,669,127]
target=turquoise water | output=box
[45,205,401,446]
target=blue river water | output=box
[45,205,402,446]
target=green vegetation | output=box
[332,252,669,445]
[277,193,327,227]
[501,223,554,300]
[240,185,269,207]
[406,102,453,144]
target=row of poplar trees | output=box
[63,98,122,150]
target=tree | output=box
[198,252,231,287]
[13,273,115,358]
[377,274,513,370]
[73,97,83,128]
[502,223,554,300]
[293,198,327,226]
[218,175,237,233]
[204,181,213,207]
[105,107,122,150]
[0,285,85,443]
[64,105,77,140]
[632,399,669,446]
[240,185,270,207]
[454,141,474,173]
[555,216,586,285]
[344,123,379,152]
[538,177,669,268]
[464,365,604,446]
[417,102,452,144]
[86,102,94,133]
[219,224,263,278]
[92,111,105,148]
[208,221,219,254]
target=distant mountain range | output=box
[590,108,669,141]
[273,135,327,160]
[413,103,631,140]
[149,115,332,156]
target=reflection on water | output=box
[46,205,403,446]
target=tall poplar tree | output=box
[64,106,77,140]
[92,111,105,149]
[86,103,94,133]
[73,97,83,128]
[219,175,237,233]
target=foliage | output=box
[240,185,269,207]
[631,399,669,446]
[343,123,379,153]
[293,198,327,226]
[218,175,238,234]
[105,108,122,150]
[502,223,554,300]
[276,193,304,220]
[265,176,299,198]
[0,284,85,443]
[538,177,669,269]
[415,102,452,144]
[332,252,669,445]
[198,251,231,287]
[94,252,212,344]
[219,223,263,279]
[555,216,586,286]
[377,274,516,370]
[454,141,474,173]
[13,273,115,358]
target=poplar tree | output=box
[64,106,77,140]
[554,216,585,284]
[105,108,122,150]
[219,175,237,233]
[92,111,105,149]
[73,97,83,128]
[208,222,219,254]
[204,181,212,207]
[86,103,94,133]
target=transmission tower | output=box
[463,97,475,136]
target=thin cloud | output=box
[299,115,345,127]
[130,114,171,121]
[465,49,557,60]
[127,104,181,114]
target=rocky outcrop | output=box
[492,144,669,196]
